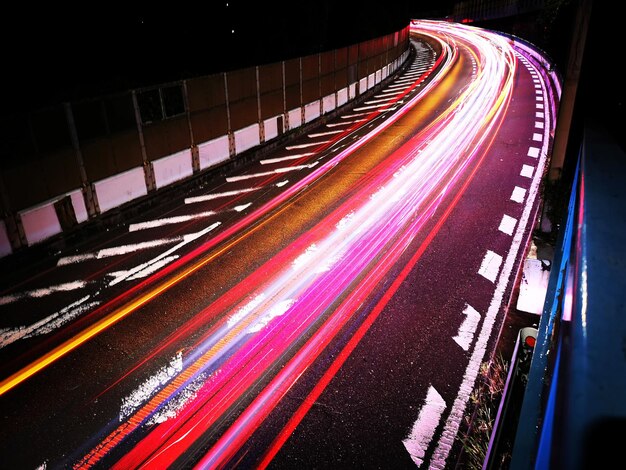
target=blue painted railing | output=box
[509,126,626,469]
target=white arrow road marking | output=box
[0,296,99,348]
[0,281,87,306]
[307,130,344,138]
[129,210,217,232]
[402,386,447,467]
[108,222,221,286]
[478,250,503,283]
[109,255,180,282]
[453,304,481,351]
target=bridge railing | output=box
[508,125,626,469]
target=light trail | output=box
[71,21,521,468]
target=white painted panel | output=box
[20,202,62,246]
[322,93,335,114]
[337,87,348,107]
[69,189,88,223]
[359,77,367,93]
[153,149,193,189]
[264,116,278,141]
[368,72,376,89]
[375,70,382,84]
[348,83,357,100]
[288,108,302,130]
[234,123,260,154]
[198,135,230,170]
[95,166,148,214]
[304,101,320,123]
[382,67,388,80]
[0,220,12,258]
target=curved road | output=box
[0,21,557,469]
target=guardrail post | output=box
[64,103,100,218]
[131,90,156,192]
[223,73,236,157]
[182,80,200,173]
[256,66,265,143]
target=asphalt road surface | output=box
[0,20,557,469]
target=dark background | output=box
[3,1,441,116]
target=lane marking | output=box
[510,186,527,203]
[527,146,540,158]
[532,133,542,142]
[285,141,331,150]
[520,164,534,178]
[109,222,221,286]
[109,255,180,282]
[364,97,395,105]
[453,304,481,351]
[353,103,391,112]
[58,238,182,266]
[535,121,544,129]
[536,103,544,109]
[276,180,289,188]
[535,111,544,118]
[498,214,517,236]
[307,130,344,138]
[0,296,100,349]
[402,386,447,467]
[340,112,371,119]
[326,121,353,127]
[478,250,502,283]
[261,153,315,165]
[129,211,217,231]
[185,187,259,205]
[0,281,87,306]
[226,162,318,183]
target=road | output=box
[0,21,556,469]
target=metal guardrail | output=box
[508,126,626,469]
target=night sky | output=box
[3,1,450,117]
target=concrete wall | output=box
[0,25,410,257]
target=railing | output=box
[0,26,411,257]
[508,125,626,469]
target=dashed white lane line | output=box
[510,186,527,203]
[520,164,534,178]
[498,214,517,236]
[261,153,315,165]
[340,112,371,119]
[326,121,353,127]
[402,386,447,467]
[364,97,396,105]
[185,187,259,204]
[276,180,289,187]
[285,141,331,150]
[129,210,217,231]
[536,103,544,109]
[535,111,544,118]
[226,162,318,183]
[353,103,391,112]
[527,146,540,158]
[535,121,544,129]
[478,250,503,283]
[453,304,481,352]
[532,133,542,142]
[57,238,182,266]
[308,130,344,138]
[0,281,87,306]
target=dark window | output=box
[162,85,185,118]
[137,89,163,124]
